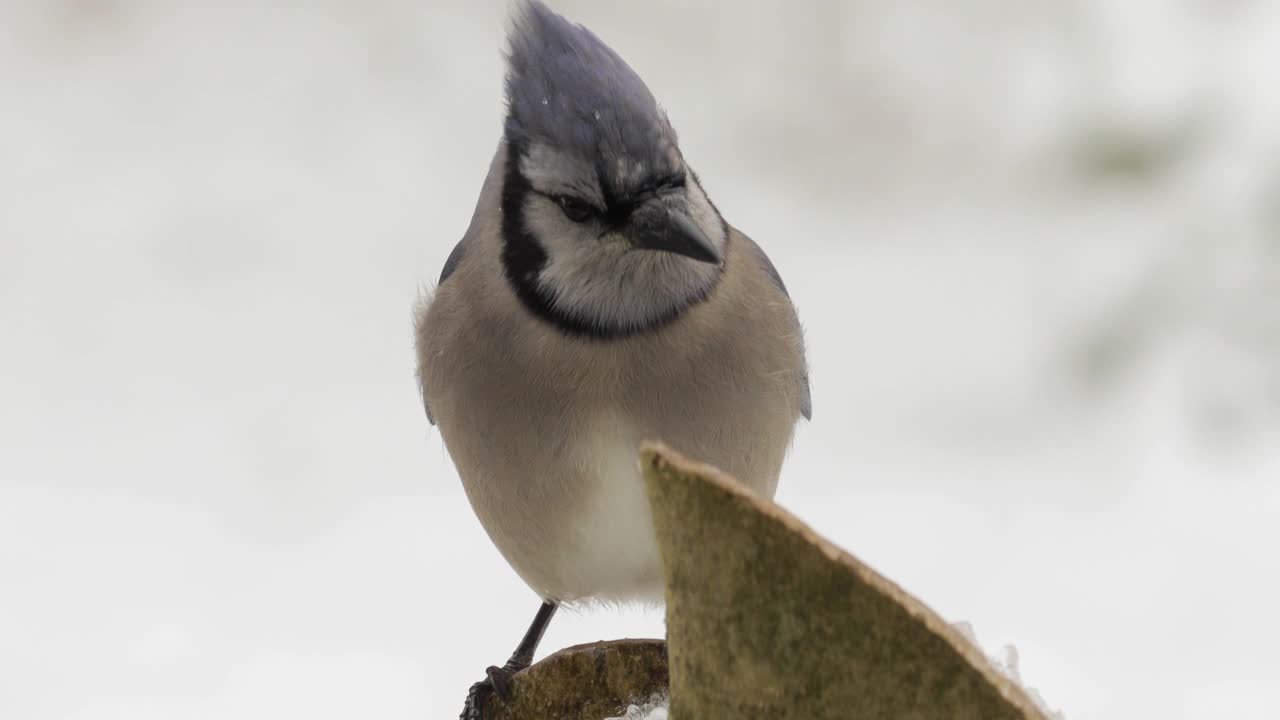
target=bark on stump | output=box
[484,638,668,720]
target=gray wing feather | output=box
[438,239,467,285]
[742,235,812,420]
[799,371,812,421]
[423,239,469,426]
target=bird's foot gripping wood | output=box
[459,678,491,720]
[458,601,558,720]
[458,661,523,720]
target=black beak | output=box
[629,209,721,264]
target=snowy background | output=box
[2,1,1279,718]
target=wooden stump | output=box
[641,443,1050,720]
[485,638,668,720]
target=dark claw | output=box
[486,664,517,700]
[459,678,492,720]
[459,665,520,720]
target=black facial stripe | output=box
[499,140,549,298]
[499,142,723,340]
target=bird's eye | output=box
[555,195,597,223]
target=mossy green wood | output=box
[641,443,1049,720]
[484,639,668,720]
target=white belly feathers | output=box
[550,411,664,603]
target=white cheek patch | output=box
[521,187,722,332]
[522,143,604,207]
[524,196,598,258]
[523,198,622,309]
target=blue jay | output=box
[414,3,810,716]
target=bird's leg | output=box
[459,600,559,720]
[482,599,557,700]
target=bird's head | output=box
[499,1,727,337]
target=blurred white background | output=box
[2,1,1279,718]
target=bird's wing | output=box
[742,233,812,420]
[418,143,509,428]
[420,238,469,426]
[438,238,468,285]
